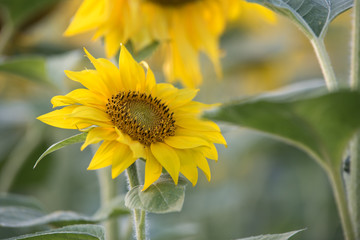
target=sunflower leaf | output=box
[247,0,353,39]
[34,132,88,168]
[205,89,360,170]
[236,229,304,240]
[3,224,105,240]
[0,194,129,228]
[124,41,160,62]
[0,0,60,27]
[0,57,48,83]
[125,174,186,214]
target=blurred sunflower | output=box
[37,46,226,190]
[64,0,275,88]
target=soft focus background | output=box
[0,0,353,239]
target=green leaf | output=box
[0,57,48,83]
[0,0,60,27]
[33,132,87,169]
[236,229,304,240]
[247,0,353,38]
[124,41,160,61]
[205,89,360,169]
[0,194,129,228]
[125,174,187,214]
[4,224,105,240]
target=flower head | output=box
[64,0,274,88]
[38,46,226,190]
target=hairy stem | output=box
[310,38,338,91]
[126,163,147,240]
[350,1,360,238]
[328,169,355,240]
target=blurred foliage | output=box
[0,0,354,239]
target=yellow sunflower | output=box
[64,0,274,88]
[37,46,226,190]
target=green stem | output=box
[310,38,338,91]
[96,167,119,240]
[349,1,360,238]
[328,169,355,240]
[0,21,14,55]
[126,163,146,240]
[350,136,360,239]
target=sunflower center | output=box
[106,91,176,146]
[147,0,198,6]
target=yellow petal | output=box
[115,128,147,159]
[119,45,145,91]
[176,149,198,186]
[104,31,122,58]
[164,136,209,149]
[201,144,218,161]
[81,127,117,151]
[196,153,211,181]
[37,105,89,129]
[140,61,156,92]
[51,89,106,109]
[64,0,105,36]
[70,106,110,123]
[175,127,227,146]
[167,88,199,109]
[143,149,162,191]
[175,118,220,132]
[151,142,180,185]
[87,141,115,170]
[83,48,122,95]
[64,70,109,97]
[111,143,137,178]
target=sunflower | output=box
[37,46,226,190]
[64,0,274,88]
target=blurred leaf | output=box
[247,0,353,38]
[0,194,43,210]
[0,0,60,27]
[236,229,304,240]
[205,90,360,170]
[92,194,130,221]
[0,194,129,228]
[125,175,187,214]
[134,41,160,62]
[34,132,87,169]
[124,41,160,61]
[4,224,105,240]
[0,57,48,83]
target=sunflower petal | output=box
[176,149,198,186]
[51,89,106,109]
[164,136,209,149]
[143,149,162,190]
[84,48,122,95]
[64,0,105,36]
[87,141,115,170]
[151,142,180,184]
[70,106,110,123]
[81,127,118,150]
[196,154,211,181]
[119,45,145,90]
[111,143,137,178]
[64,70,109,97]
[175,118,220,132]
[37,105,89,129]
